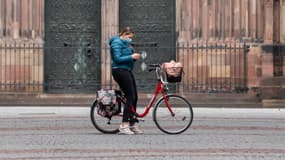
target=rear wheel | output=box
[90,100,121,134]
[153,95,193,134]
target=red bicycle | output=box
[90,64,193,134]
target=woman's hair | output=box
[119,26,134,36]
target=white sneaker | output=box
[119,125,134,135]
[130,125,143,134]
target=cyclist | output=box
[109,26,143,135]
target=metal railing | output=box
[0,41,249,93]
[0,41,43,92]
[178,41,248,93]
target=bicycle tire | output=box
[90,100,120,134]
[153,95,193,134]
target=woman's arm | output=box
[110,40,133,63]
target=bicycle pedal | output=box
[137,118,145,122]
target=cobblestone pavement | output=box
[0,107,285,160]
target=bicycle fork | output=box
[160,87,175,117]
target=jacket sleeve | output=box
[110,40,133,63]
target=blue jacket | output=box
[109,36,134,71]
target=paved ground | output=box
[0,106,285,160]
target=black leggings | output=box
[112,68,138,123]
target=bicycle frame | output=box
[131,80,174,118]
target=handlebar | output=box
[149,64,161,68]
[148,64,161,72]
[148,64,168,85]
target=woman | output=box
[109,26,143,135]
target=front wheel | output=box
[153,95,193,134]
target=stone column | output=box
[221,0,226,39]
[12,0,19,39]
[6,0,12,37]
[216,0,221,38]
[225,0,234,39]
[208,0,216,40]
[176,0,192,43]
[39,0,44,39]
[261,1,276,100]
[280,0,285,43]
[261,46,274,99]
[202,0,208,40]
[250,0,257,40]
[234,0,241,38]
[281,0,285,82]
[273,0,280,43]
[28,0,33,39]
[101,0,119,88]
[264,0,274,43]
[241,0,249,38]
[247,46,261,96]
[0,0,3,38]
[192,0,200,39]
[176,0,192,93]
[256,0,264,40]
[20,0,27,37]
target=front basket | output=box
[165,69,183,83]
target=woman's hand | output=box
[132,53,141,60]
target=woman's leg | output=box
[129,72,138,124]
[112,69,137,123]
[130,72,138,111]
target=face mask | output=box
[121,37,132,44]
[125,38,132,43]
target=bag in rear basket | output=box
[162,61,183,83]
[96,89,117,118]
